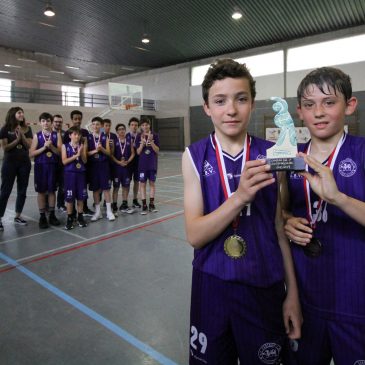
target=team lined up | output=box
[0,110,160,231]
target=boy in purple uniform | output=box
[30,112,62,228]
[112,123,135,214]
[52,114,66,211]
[182,59,301,364]
[135,118,159,215]
[126,117,142,209]
[62,127,88,230]
[281,67,365,364]
[87,117,115,221]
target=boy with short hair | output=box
[62,126,88,230]
[126,117,141,208]
[112,123,135,214]
[183,59,301,364]
[135,118,159,215]
[281,67,365,364]
[30,112,62,228]
[87,117,115,221]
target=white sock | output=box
[95,204,100,215]
[106,202,112,214]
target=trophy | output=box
[266,97,305,171]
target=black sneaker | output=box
[83,207,94,216]
[58,205,67,213]
[77,214,87,228]
[49,214,60,226]
[65,217,74,230]
[119,203,129,213]
[133,200,141,209]
[0,221,4,231]
[39,215,49,229]
[140,205,148,215]
[14,217,28,225]
[103,200,106,208]
[149,204,158,213]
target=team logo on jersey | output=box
[289,171,303,180]
[354,361,365,365]
[203,160,215,177]
[256,154,266,160]
[258,342,281,364]
[339,158,357,177]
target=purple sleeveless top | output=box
[287,134,365,323]
[135,133,159,171]
[87,132,109,162]
[187,134,284,287]
[34,131,59,164]
[114,134,133,162]
[64,143,86,173]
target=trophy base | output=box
[266,156,305,171]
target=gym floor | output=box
[0,151,192,365]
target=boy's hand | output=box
[97,143,102,151]
[283,294,302,340]
[44,140,52,148]
[298,152,342,205]
[77,144,83,156]
[235,160,275,206]
[284,217,312,245]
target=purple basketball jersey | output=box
[135,132,159,172]
[87,132,109,162]
[287,134,365,324]
[34,131,59,164]
[187,134,284,287]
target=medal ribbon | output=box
[118,138,126,159]
[70,143,79,161]
[93,133,100,150]
[303,133,346,228]
[212,133,250,230]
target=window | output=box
[0,79,11,102]
[62,85,80,106]
[191,51,284,86]
[287,34,365,72]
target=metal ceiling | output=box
[0,0,364,85]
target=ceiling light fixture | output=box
[49,70,64,74]
[141,20,150,44]
[65,66,80,70]
[44,2,55,17]
[232,7,243,20]
[4,64,22,68]
[17,58,37,63]
[0,70,10,74]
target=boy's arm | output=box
[150,133,159,154]
[299,152,365,227]
[62,144,79,165]
[280,172,313,245]
[136,136,144,155]
[29,134,42,158]
[183,151,274,248]
[47,134,61,155]
[275,176,302,339]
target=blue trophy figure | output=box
[266,97,305,171]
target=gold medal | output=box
[94,153,99,158]
[145,149,151,155]
[76,163,81,169]
[16,144,22,149]
[224,235,247,259]
[46,151,52,157]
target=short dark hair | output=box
[140,117,150,125]
[128,117,140,126]
[297,67,352,104]
[53,114,63,120]
[68,126,81,135]
[39,112,53,122]
[115,123,126,131]
[202,58,256,104]
[102,118,111,125]
[70,110,83,119]
[91,116,103,123]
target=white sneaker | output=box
[91,212,102,221]
[126,208,135,214]
[107,212,115,221]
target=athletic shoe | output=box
[149,204,158,213]
[119,203,129,213]
[83,207,95,216]
[39,215,49,229]
[140,205,148,215]
[91,212,102,221]
[133,200,142,209]
[77,215,87,228]
[14,217,28,225]
[0,221,4,231]
[107,212,115,221]
[58,206,67,213]
[125,207,135,214]
[65,217,74,230]
[112,203,118,216]
[49,214,61,226]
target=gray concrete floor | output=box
[0,152,192,365]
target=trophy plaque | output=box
[266,97,305,171]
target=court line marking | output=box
[0,210,184,272]
[157,174,182,180]
[0,252,179,365]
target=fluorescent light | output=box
[0,70,10,74]
[44,4,55,17]
[232,7,242,20]
[4,64,22,68]
[102,71,116,75]
[87,75,98,79]
[141,34,150,44]
[49,70,65,74]
[17,58,37,63]
[38,21,56,28]
[121,66,135,71]
[35,75,50,78]
[73,79,85,82]
[65,66,80,70]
